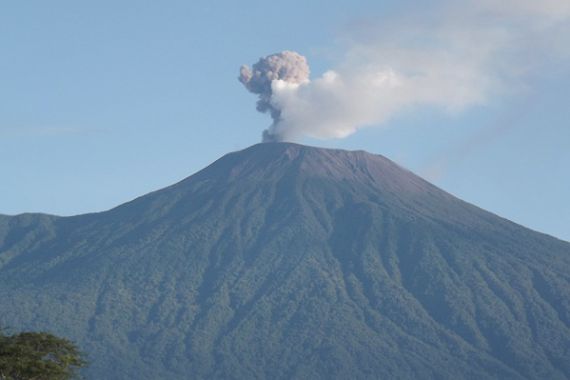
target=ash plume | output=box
[239,0,570,143]
[238,51,309,142]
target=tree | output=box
[0,329,86,380]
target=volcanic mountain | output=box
[1,143,570,379]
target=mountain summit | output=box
[1,143,570,379]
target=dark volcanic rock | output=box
[1,143,570,379]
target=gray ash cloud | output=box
[238,51,309,142]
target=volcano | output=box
[1,143,569,379]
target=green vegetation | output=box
[0,143,569,379]
[0,329,85,380]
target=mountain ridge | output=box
[1,142,570,379]
[1,142,567,244]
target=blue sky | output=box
[1,0,569,242]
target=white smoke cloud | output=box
[240,0,570,142]
[268,68,404,141]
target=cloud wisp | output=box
[239,0,570,142]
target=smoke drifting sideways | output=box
[239,47,491,143]
[239,49,468,143]
[239,51,310,142]
[239,0,570,143]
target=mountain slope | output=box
[1,143,570,379]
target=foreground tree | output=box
[0,330,86,380]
